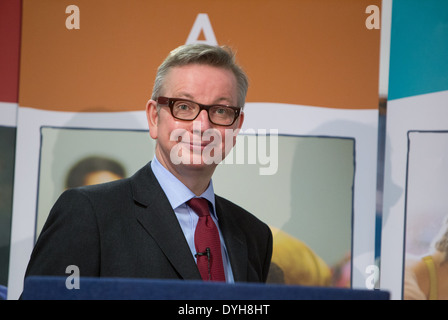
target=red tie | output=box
[187,198,226,282]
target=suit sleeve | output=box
[24,188,101,278]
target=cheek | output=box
[157,117,190,148]
[218,128,238,153]
[158,122,177,145]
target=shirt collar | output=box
[150,156,216,215]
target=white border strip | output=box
[379,0,392,98]
[0,102,18,127]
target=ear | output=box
[146,99,159,139]
[231,111,245,146]
[235,111,245,134]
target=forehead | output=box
[162,64,238,103]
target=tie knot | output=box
[188,198,210,218]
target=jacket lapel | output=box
[215,197,248,282]
[130,163,202,280]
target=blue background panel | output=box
[389,0,448,100]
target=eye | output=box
[215,107,228,114]
[177,103,190,111]
[212,106,233,117]
[174,101,195,112]
[172,100,198,119]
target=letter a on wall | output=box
[185,13,217,45]
[65,5,80,30]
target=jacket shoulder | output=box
[74,177,132,198]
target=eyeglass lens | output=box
[172,100,237,126]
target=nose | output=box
[195,109,212,131]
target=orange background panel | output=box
[19,0,381,112]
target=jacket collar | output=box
[131,162,202,280]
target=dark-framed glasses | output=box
[157,96,242,126]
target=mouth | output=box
[175,134,219,149]
[187,141,217,151]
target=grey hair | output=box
[151,44,249,108]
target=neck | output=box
[155,147,216,196]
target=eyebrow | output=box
[174,92,235,106]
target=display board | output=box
[380,0,448,300]
[5,0,383,299]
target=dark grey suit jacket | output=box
[24,162,273,283]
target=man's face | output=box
[146,64,244,172]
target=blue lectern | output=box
[21,276,389,300]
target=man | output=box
[24,44,273,283]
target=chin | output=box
[187,154,221,168]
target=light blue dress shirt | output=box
[150,156,234,283]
